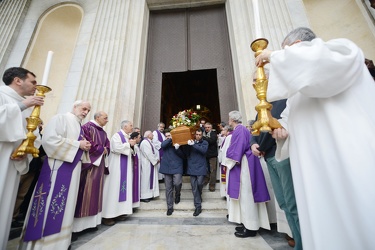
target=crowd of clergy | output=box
[1,78,295,249]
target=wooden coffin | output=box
[170,125,196,145]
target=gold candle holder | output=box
[250,38,281,136]
[11,85,52,158]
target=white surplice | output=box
[139,138,160,199]
[218,134,231,199]
[102,130,135,218]
[152,130,165,180]
[0,86,36,250]
[268,38,375,250]
[223,136,270,231]
[19,112,89,250]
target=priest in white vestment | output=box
[139,131,160,201]
[152,122,166,180]
[101,120,137,226]
[256,27,375,250]
[217,125,232,199]
[0,67,44,250]
[19,100,91,250]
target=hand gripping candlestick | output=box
[11,85,51,158]
[250,38,281,135]
[12,51,53,158]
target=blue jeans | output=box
[266,156,302,250]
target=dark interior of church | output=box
[161,68,221,130]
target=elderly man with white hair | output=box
[224,110,270,238]
[139,130,160,202]
[20,100,92,249]
[101,120,137,226]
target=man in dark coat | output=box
[159,131,184,216]
[183,130,208,217]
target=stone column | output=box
[73,0,149,133]
[0,0,30,74]
[225,0,309,121]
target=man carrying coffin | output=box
[101,120,137,226]
[73,111,110,235]
[20,100,91,249]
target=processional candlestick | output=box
[250,0,281,135]
[11,51,53,158]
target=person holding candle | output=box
[255,27,375,249]
[0,67,44,249]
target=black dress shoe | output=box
[175,196,180,204]
[71,233,79,242]
[140,198,151,203]
[193,207,202,216]
[167,208,174,216]
[235,225,245,232]
[115,214,127,221]
[102,218,116,226]
[234,228,257,238]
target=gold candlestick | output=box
[11,85,52,158]
[250,38,281,136]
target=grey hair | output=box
[144,130,152,138]
[224,125,233,132]
[94,111,104,119]
[158,122,165,127]
[72,100,89,111]
[282,27,316,47]
[229,110,242,123]
[120,120,131,129]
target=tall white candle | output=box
[41,51,54,86]
[252,0,262,38]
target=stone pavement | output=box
[7,182,292,250]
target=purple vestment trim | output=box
[227,165,241,199]
[156,130,164,159]
[24,132,84,241]
[132,154,140,203]
[226,124,270,203]
[118,131,128,202]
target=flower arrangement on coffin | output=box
[170,109,200,129]
[170,109,200,145]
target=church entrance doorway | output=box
[161,69,221,129]
[142,4,237,131]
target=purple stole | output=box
[146,139,155,189]
[117,131,129,202]
[156,130,164,159]
[24,132,84,241]
[132,154,140,203]
[227,125,269,203]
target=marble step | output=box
[157,188,223,200]
[158,182,221,190]
[137,196,227,211]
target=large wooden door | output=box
[142,4,237,131]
